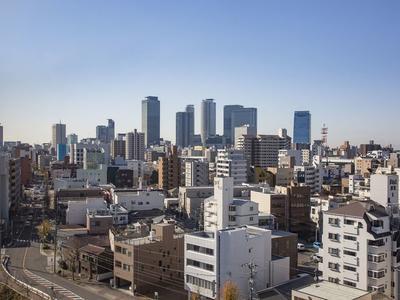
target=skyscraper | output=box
[67,134,78,145]
[96,125,108,143]
[231,107,257,143]
[107,119,115,142]
[200,99,216,145]
[293,111,311,145]
[96,119,115,143]
[223,105,243,143]
[52,123,66,148]
[0,124,3,148]
[125,129,145,161]
[142,96,160,147]
[223,105,257,145]
[176,105,195,148]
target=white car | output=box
[297,243,306,251]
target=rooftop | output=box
[327,200,388,218]
[294,281,370,300]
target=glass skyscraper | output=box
[223,105,257,145]
[293,111,311,145]
[201,99,216,145]
[142,96,160,147]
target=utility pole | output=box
[242,261,257,300]
[53,194,58,274]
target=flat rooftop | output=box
[294,281,370,300]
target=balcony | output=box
[343,255,359,266]
[343,270,359,282]
[343,225,359,235]
[343,240,359,251]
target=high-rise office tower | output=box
[67,134,78,145]
[200,99,216,145]
[96,125,108,143]
[52,123,66,149]
[176,105,195,148]
[293,111,311,145]
[224,105,257,145]
[223,105,243,144]
[125,129,145,161]
[107,119,115,142]
[231,107,257,143]
[0,124,3,148]
[96,119,115,143]
[142,96,160,147]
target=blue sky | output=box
[0,0,399,147]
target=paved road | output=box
[6,206,134,300]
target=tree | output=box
[37,219,51,243]
[190,292,201,300]
[221,281,239,300]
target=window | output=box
[328,262,339,271]
[229,216,236,222]
[344,250,356,257]
[115,261,122,268]
[328,218,339,226]
[368,239,385,247]
[328,233,339,241]
[186,259,214,272]
[344,265,356,272]
[328,248,339,257]
[344,235,357,241]
[186,275,214,291]
[343,280,356,287]
[187,244,214,255]
[344,219,355,225]
[229,206,236,212]
[250,206,254,211]
[138,201,143,205]
[249,217,254,221]
[368,254,385,262]
[368,270,385,279]
[371,220,383,228]
[328,277,339,284]
[115,246,122,253]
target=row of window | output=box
[228,216,254,222]
[328,277,357,288]
[187,244,214,256]
[368,253,386,262]
[130,201,151,205]
[328,218,363,228]
[368,269,386,279]
[115,246,132,256]
[186,259,214,272]
[186,275,214,291]
[115,260,131,271]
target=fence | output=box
[1,255,53,300]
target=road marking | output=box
[24,270,84,299]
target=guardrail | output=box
[1,255,53,300]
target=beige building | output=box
[113,223,185,298]
[158,146,180,191]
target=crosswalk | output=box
[24,269,84,300]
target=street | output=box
[5,185,138,300]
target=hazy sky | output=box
[1,1,399,147]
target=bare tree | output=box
[221,281,239,300]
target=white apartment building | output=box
[203,177,258,232]
[294,165,322,194]
[319,201,392,296]
[76,165,107,185]
[184,178,289,299]
[185,160,209,187]
[112,189,164,211]
[216,149,247,185]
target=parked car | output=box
[313,241,322,249]
[297,243,306,251]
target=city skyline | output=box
[1,1,399,147]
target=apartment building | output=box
[319,201,392,296]
[158,146,180,191]
[294,165,322,194]
[112,189,164,212]
[113,223,185,297]
[215,149,247,185]
[203,177,258,232]
[185,160,209,187]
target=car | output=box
[312,254,323,263]
[313,242,322,249]
[297,243,306,251]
